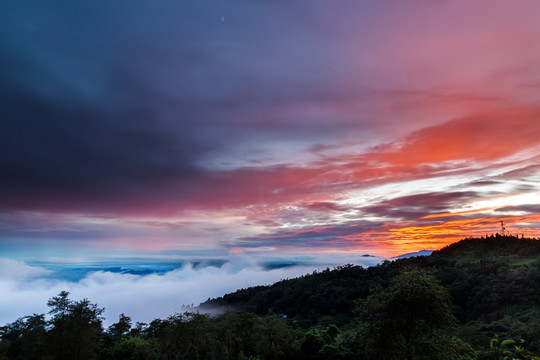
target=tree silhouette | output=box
[0,313,47,360]
[47,291,104,360]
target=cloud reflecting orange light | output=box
[383,215,540,255]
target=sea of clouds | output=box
[0,254,384,327]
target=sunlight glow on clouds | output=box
[1,0,540,325]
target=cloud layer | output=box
[0,255,383,326]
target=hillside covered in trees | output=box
[1,235,539,359]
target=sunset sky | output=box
[1,0,540,324]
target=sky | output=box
[1,0,540,325]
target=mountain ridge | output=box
[201,235,540,352]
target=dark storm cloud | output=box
[0,67,220,209]
[0,1,226,210]
[0,0,374,213]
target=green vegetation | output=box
[349,268,475,360]
[1,235,539,359]
[488,335,540,360]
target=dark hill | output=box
[202,235,540,350]
[433,234,540,258]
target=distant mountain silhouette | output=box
[393,249,434,259]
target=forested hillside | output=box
[1,235,539,359]
[204,235,540,356]
[208,238,537,313]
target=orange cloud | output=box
[383,214,540,255]
[374,106,540,166]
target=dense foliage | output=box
[205,235,540,357]
[1,235,539,359]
